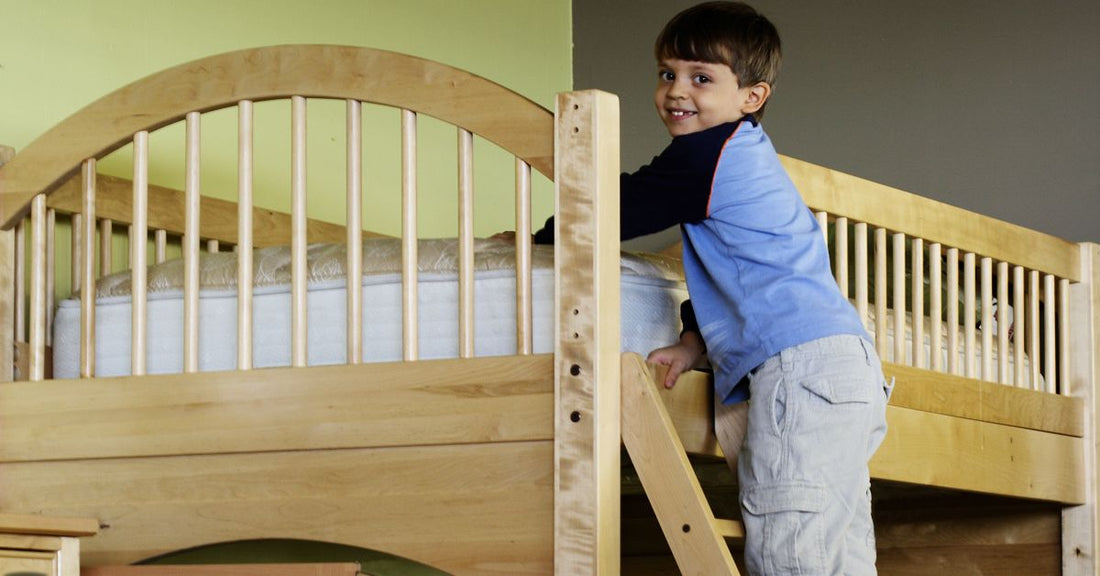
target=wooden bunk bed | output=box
[0,45,1097,576]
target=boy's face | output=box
[654,58,766,137]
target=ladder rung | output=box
[714,518,745,540]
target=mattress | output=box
[53,238,690,378]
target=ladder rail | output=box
[621,353,743,576]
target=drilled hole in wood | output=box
[570,364,581,376]
[570,411,581,423]
[682,524,691,533]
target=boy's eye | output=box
[658,70,675,82]
[693,74,711,84]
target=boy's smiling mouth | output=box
[668,109,697,119]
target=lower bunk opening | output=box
[622,455,1065,576]
[102,539,451,576]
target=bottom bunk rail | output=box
[0,356,557,576]
[641,355,1084,576]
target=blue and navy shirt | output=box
[537,118,867,403]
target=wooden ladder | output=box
[620,353,744,576]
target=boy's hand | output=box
[489,231,536,243]
[646,331,706,389]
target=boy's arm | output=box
[534,121,737,244]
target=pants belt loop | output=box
[780,346,793,373]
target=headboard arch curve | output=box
[0,44,555,228]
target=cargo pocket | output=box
[742,482,827,575]
[801,376,875,406]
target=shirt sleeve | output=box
[533,121,738,244]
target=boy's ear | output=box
[740,82,772,115]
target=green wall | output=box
[1,0,570,241]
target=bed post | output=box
[0,145,15,382]
[1065,242,1100,576]
[553,89,621,576]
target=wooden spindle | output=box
[835,217,849,299]
[1012,265,1025,387]
[99,219,112,278]
[346,99,363,364]
[131,131,149,376]
[45,208,55,348]
[28,195,46,381]
[71,216,83,295]
[1058,278,1070,396]
[1043,273,1056,394]
[816,211,828,249]
[854,222,868,330]
[892,232,905,364]
[291,96,308,367]
[996,261,1009,384]
[963,252,976,379]
[457,128,474,358]
[183,111,201,373]
[238,99,255,370]
[980,257,993,382]
[946,248,959,375]
[515,158,533,355]
[929,243,943,371]
[155,230,167,263]
[14,220,24,344]
[1028,270,1040,390]
[874,227,887,358]
[911,237,924,367]
[401,109,418,361]
[80,159,97,378]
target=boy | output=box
[535,2,891,574]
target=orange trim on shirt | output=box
[706,121,745,217]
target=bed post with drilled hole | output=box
[553,89,621,576]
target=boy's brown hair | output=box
[655,1,782,118]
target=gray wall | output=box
[573,0,1100,249]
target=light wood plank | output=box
[1,443,553,575]
[661,364,1085,503]
[0,514,98,537]
[0,355,553,463]
[870,405,1084,503]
